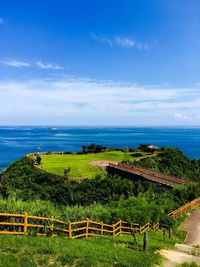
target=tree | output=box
[63,167,71,179]
[122,146,129,153]
[138,144,150,152]
[36,154,42,165]
[160,214,175,238]
[89,143,96,153]
[82,144,87,154]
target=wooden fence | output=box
[169,196,200,218]
[1,196,200,239]
[0,212,159,238]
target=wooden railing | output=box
[108,163,192,187]
[169,197,200,218]
[1,197,200,238]
[0,212,158,238]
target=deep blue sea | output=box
[0,126,200,172]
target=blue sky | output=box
[0,0,200,125]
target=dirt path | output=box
[161,208,200,266]
[90,153,159,167]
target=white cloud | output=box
[1,59,31,68]
[174,112,191,120]
[36,61,63,70]
[0,76,199,125]
[0,18,4,24]
[1,59,64,70]
[92,34,150,50]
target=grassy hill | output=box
[0,230,185,267]
[0,146,199,267]
[35,151,147,179]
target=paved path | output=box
[161,208,200,266]
[181,208,200,246]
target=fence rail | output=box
[0,212,157,238]
[108,163,192,187]
[1,197,200,238]
[169,196,200,218]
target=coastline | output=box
[0,126,200,173]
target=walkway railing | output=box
[169,197,200,218]
[108,163,192,187]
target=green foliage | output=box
[0,194,170,224]
[138,144,151,152]
[159,214,175,230]
[82,143,107,154]
[1,157,165,208]
[131,152,145,157]
[63,167,71,178]
[178,262,199,267]
[1,147,200,224]
[36,155,41,165]
[135,147,200,181]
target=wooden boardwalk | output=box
[107,163,192,187]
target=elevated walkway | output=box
[107,162,192,187]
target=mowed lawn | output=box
[37,151,145,179]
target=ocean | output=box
[0,126,200,172]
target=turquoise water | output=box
[0,126,200,172]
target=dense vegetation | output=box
[1,148,200,223]
[81,143,107,154]
[133,147,200,181]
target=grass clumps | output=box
[178,263,199,267]
[0,229,184,267]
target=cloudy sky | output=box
[0,0,200,125]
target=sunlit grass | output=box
[36,151,146,179]
[0,229,183,267]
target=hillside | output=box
[0,230,185,267]
[1,147,200,222]
[133,147,200,181]
[0,146,200,266]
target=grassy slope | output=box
[0,230,185,267]
[37,151,146,179]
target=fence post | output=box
[86,218,89,238]
[69,222,72,239]
[101,221,104,235]
[140,225,142,234]
[24,212,28,235]
[119,220,122,236]
[50,216,54,237]
[143,231,148,252]
[112,224,115,237]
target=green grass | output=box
[0,230,184,267]
[37,151,147,179]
